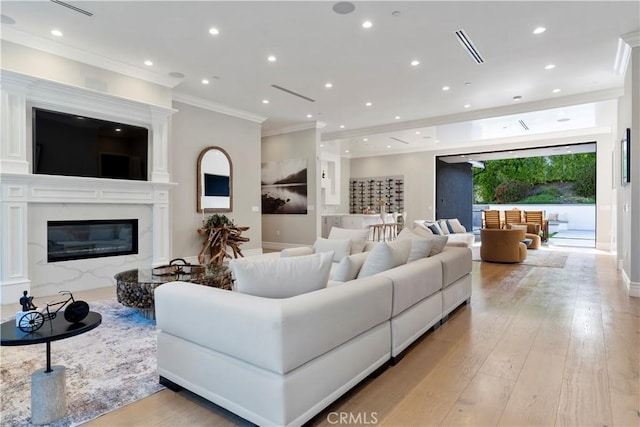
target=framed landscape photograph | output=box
[621,127,631,186]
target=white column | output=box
[150,109,170,183]
[152,188,171,266]
[0,186,30,304]
[0,83,29,174]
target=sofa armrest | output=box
[155,277,392,375]
[280,246,314,257]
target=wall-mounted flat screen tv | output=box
[204,173,231,197]
[33,108,149,181]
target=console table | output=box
[1,312,102,425]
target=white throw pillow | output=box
[396,228,433,261]
[438,220,451,235]
[331,251,369,282]
[230,252,333,298]
[313,238,351,262]
[328,227,369,254]
[422,221,444,236]
[447,218,466,233]
[280,247,314,258]
[357,239,411,278]
[406,227,449,256]
[508,224,528,232]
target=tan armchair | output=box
[480,228,527,263]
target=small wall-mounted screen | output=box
[204,173,230,197]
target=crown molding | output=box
[262,121,326,138]
[172,92,267,124]
[322,87,624,142]
[2,27,182,88]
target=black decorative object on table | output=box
[20,290,37,311]
[18,291,89,333]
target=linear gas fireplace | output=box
[47,219,138,262]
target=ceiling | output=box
[1,1,638,157]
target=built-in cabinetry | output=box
[349,176,404,214]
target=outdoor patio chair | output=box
[483,210,502,229]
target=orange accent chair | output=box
[480,228,527,263]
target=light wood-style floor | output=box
[5,248,638,426]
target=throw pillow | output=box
[442,219,456,234]
[424,221,443,235]
[507,224,528,232]
[280,247,314,258]
[447,218,466,233]
[406,228,449,256]
[313,238,351,262]
[437,220,450,235]
[396,228,434,261]
[328,227,369,254]
[230,251,333,298]
[331,251,369,282]
[357,239,411,278]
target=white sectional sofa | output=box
[414,219,476,248]
[155,242,472,426]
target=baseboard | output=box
[262,241,312,251]
[621,268,640,298]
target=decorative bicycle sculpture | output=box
[18,291,90,333]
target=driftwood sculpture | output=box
[197,225,250,265]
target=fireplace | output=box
[47,219,138,262]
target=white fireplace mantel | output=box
[0,69,177,303]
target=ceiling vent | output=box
[271,85,315,102]
[518,120,530,131]
[50,0,93,16]
[389,137,410,144]
[455,30,484,64]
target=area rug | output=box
[0,299,163,426]
[472,247,568,268]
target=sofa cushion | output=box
[331,251,369,282]
[280,247,314,258]
[357,239,411,278]
[439,246,473,288]
[230,252,333,298]
[447,218,466,233]
[328,227,369,254]
[313,238,351,262]
[410,227,449,255]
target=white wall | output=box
[170,101,263,258]
[1,41,172,107]
[262,127,319,247]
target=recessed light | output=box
[144,60,153,66]
[410,60,420,66]
[115,128,122,132]
[345,150,350,153]
[209,27,219,35]
[460,155,466,158]
[51,29,63,37]
[325,82,333,88]
[464,104,471,108]
[394,116,401,120]
[320,144,324,147]
[442,86,450,91]
[202,79,210,84]
[365,102,372,107]
[363,138,368,142]
[262,99,269,104]
[339,125,345,129]
[386,145,392,148]
[415,131,421,135]
[435,139,440,143]
[513,95,522,101]
[306,114,313,118]
[533,27,546,34]
[267,55,276,62]
[545,64,556,70]
[552,88,561,93]
[362,20,373,29]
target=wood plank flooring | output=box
[7,247,637,427]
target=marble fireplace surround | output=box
[0,70,177,303]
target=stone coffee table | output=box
[115,264,232,319]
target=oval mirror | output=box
[197,146,232,213]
